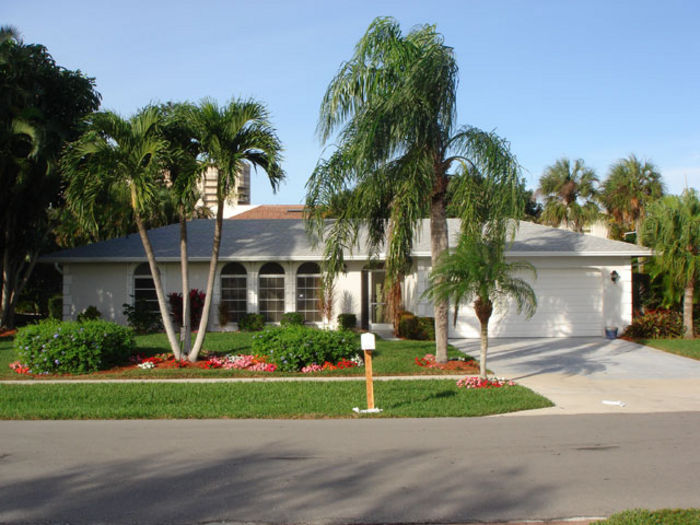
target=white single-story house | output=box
[41,218,650,338]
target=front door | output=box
[369,269,390,328]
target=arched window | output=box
[296,262,321,322]
[259,262,285,322]
[134,263,158,314]
[221,262,247,323]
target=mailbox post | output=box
[361,333,376,410]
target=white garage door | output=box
[449,268,604,338]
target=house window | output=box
[259,262,285,322]
[296,262,321,323]
[134,263,159,314]
[221,262,247,323]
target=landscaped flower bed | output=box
[456,376,516,389]
[415,353,480,372]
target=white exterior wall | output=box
[64,255,633,338]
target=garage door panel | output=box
[451,268,603,338]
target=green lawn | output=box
[0,331,472,380]
[0,380,552,419]
[593,508,700,524]
[637,338,700,361]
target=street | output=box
[1,413,699,524]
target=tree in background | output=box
[305,17,524,362]
[600,154,664,242]
[537,158,599,233]
[642,189,699,339]
[187,98,284,362]
[62,108,183,357]
[0,28,100,328]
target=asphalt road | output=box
[1,413,699,524]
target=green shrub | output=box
[418,316,435,340]
[13,319,134,374]
[48,294,63,320]
[397,311,435,340]
[76,305,102,322]
[337,313,357,330]
[280,312,305,326]
[122,301,162,334]
[238,313,265,332]
[397,311,420,339]
[623,309,685,339]
[252,325,358,372]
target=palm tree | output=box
[538,158,599,233]
[642,189,699,339]
[187,98,284,361]
[62,108,183,358]
[159,102,206,357]
[305,17,523,363]
[424,227,537,378]
[600,155,664,242]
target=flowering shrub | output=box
[252,325,358,372]
[456,376,516,389]
[13,319,134,374]
[205,354,276,372]
[9,361,30,374]
[301,355,363,373]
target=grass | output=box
[637,338,700,361]
[593,508,700,524]
[0,380,552,419]
[0,331,472,380]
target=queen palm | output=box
[425,228,537,378]
[642,189,699,339]
[62,108,183,357]
[306,17,523,363]
[601,155,664,242]
[187,98,284,361]
[538,158,599,233]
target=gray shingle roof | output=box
[41,218,651,263]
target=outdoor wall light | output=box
[610,270,620,283]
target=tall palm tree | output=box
[306,17,523,363]
[642,189,699,339]
[601,154,664,242]
[538,158,599,233]
[425,227,537,378]
[62,108,183,357]
[159,102,206,357]
[187,98,284,361]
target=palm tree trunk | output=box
[179,207,191,356]
[132,196,181,360]
[189,197,224,361]
[683,279,694,339]
[430,177,450,363]
[479,320,489,379]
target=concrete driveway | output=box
[452,337,700,415]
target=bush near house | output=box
[48,295,63,320]
[76,306,102,322]
[337,313,357,330]
[397,311,435,340]
[252,325,358,372]
[280,312,305,326]
[122,301,162,334]
[167,289,205,327]
[238,313,266,332]
[13,319,134,374]
[623,309,685,339]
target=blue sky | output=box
[4,0,699,204]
